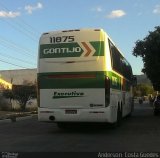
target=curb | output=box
[16,115,33,121]
[0,114,37,123]
[0,119,11,123]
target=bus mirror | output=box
[132,75,137,86]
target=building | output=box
[0,68,37,85]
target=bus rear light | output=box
[47,74,96,79]
[105,76,110,107]
[37,80,40,107]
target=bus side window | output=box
[108,40,121,74]
[109,39,133,82]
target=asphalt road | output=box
[0,102,160,153]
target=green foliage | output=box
[133,26,160,90]
[3,84,37,111]
[2,89,14,100]
[0,94,12,111]
[133,84,154,97]
[13,85,37,111]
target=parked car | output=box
[153,95,160,116]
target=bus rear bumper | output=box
[38,107,116,123]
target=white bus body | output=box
[38,29,134,125]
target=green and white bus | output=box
[38,28,135,127]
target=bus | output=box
[37,28,136,128]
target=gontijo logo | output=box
[42,42,95,57]
[53,91,85,99]
[39,41,102,58]
[43,47,81,54]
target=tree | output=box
[133,84,154,97]
[3,84,37,111]
[133,26,160,90]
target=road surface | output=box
[0,102,160,153]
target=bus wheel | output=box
[111,106,122,128]
[117,106,122,126]
[127,104,134,117]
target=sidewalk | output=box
[0,110,37,122]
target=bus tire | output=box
[117,106,122,126]
[111,106,122,128]
[127,104,134,117]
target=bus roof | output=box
[41,28,104,36]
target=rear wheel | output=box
[111,106,122,128]
[127,102,134,117]
[117,106,122,125]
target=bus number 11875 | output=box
[50,36,75,44]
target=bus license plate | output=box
[65,109,77,114]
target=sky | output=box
[0,0,160,75]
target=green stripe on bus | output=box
[107,71,122,90]
[38,71,130,91]
[38,71,105,89]
[91,41,104,56]
[107,71,131,91]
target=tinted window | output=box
[109,40,121,73]
[109,39,132,80]
[121,58,132,80]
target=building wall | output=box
[0,68,37,85]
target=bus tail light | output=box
[105,76,110,107]
[37,78,40,107]
[47,74,96,79]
